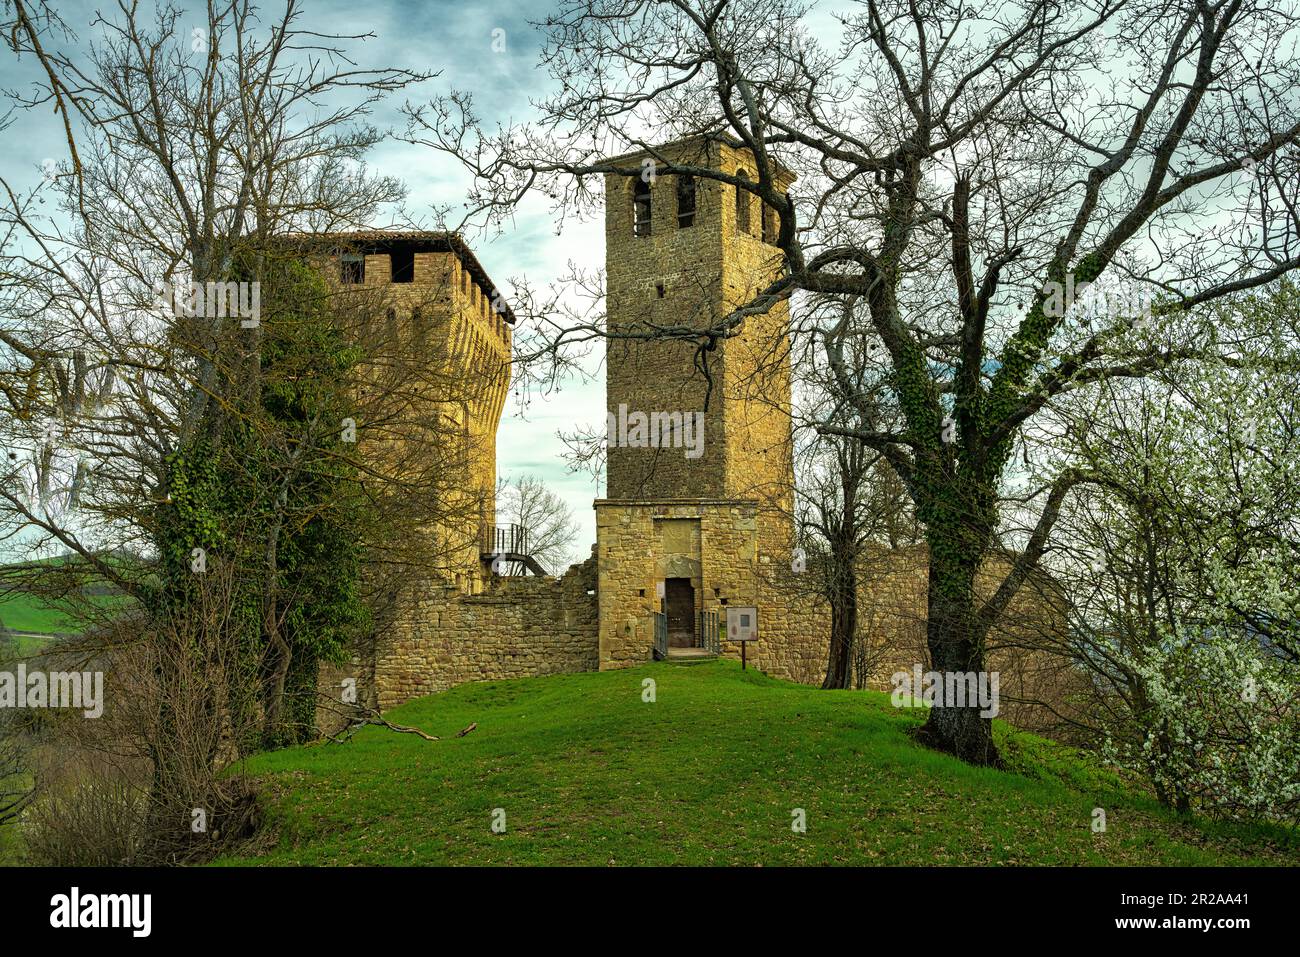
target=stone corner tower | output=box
[595,136,796,669]
[314,231,513,595]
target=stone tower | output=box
[595,137,797,668]
[315,231,513,593]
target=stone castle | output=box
[315,138,1072,730]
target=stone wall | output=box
[591,500,1079,733]
[317,535,1079,737]
[595,499,770,668]
[317,557,599,731]
[751,544,1081,731]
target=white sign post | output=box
[726,606,758,669]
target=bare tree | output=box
[791,296,917,687]
[0,711,32,829]
[496,473,580,575]
[409,0,1300,764]
[0,0,444,856]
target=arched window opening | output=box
[632,178,653,237]
[676,174,696,228]
[735,170,751,235]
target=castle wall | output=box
[591,497,1075,731]
[316,533,1074,737]
[318,558,600,732]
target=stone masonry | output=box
[314,140,1077,736]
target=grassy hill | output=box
[0,590,132,659]
[0,591,88,634]
[219,659,1297,866]
[0,552,137,657]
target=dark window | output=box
[655,282,665,299]
[676,174,696,228]
[633,178,652,237]
[735,170,751,235]
[391,247,415,283]
[341,253,364,284]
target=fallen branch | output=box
[318,694,477,744]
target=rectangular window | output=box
[391,247,415,283]
[341,253,364,284]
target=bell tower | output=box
[602,137,793,511]
[595,137,796,668]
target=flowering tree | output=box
[1045,285,1300,818]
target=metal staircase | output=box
[480,523,548,577]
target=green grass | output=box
[0,590,129,657]
[218,660,1297,866]
[0,593,84,634]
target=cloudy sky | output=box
[1,0,614,559]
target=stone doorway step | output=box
[665,647,717,660]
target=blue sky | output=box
[0,0,610,557]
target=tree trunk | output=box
[918,544,1001,766]
[822,533,858,689]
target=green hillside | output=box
[0,592,86,634]
[219,660,1298,866]
[0,590,129,658]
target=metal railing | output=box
[653,611,668,660]
[482,523,529,556]
[699,610,720,654]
